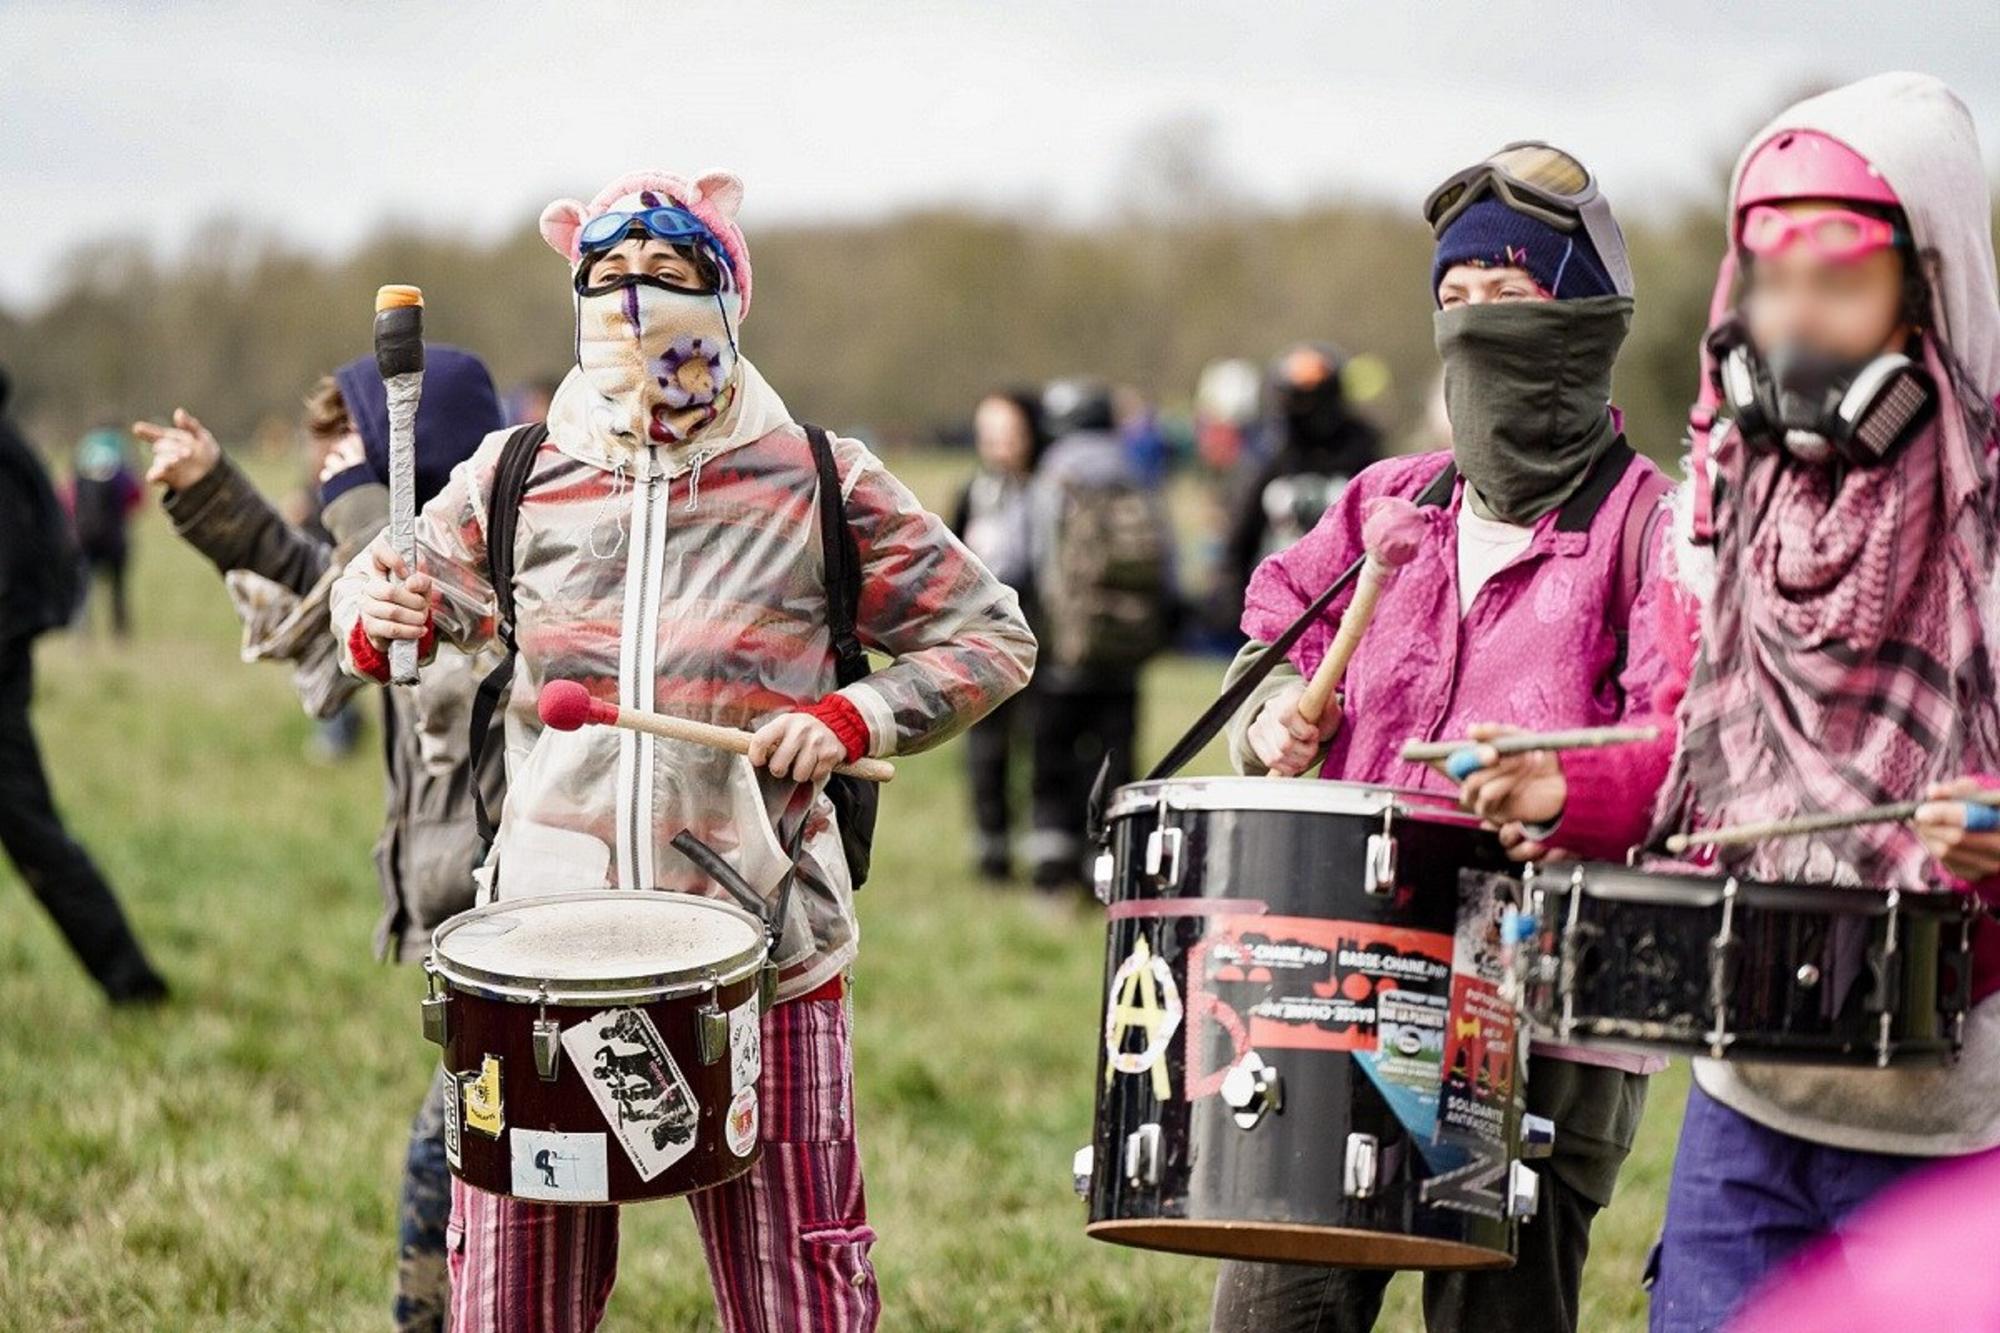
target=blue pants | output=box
[1647,1081,1929,1332]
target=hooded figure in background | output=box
[138,344,505,1333]
[1216,343,1384,636]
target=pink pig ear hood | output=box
[538,169,753,319]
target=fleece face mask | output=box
[1434,294,1633,523]
[573,272,741,447]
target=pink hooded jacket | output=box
[1242,447,1678,861]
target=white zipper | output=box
[613,446,666,891]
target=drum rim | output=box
[1104,776,1485,828]
[1549,862,1977,917]
[428,891,769,1002]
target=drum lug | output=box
[1092,850,1117,905]
[1144,828,1184,887]
[1364,832,1398,896]
[1219,1052,1282,1130]
[420,956,449,1048]
[1071,1144,1095,1199]
[1341,1132,1379,1199]
[1506,1162,1541,1220]
[697,999,729,1066]
[1122,1123,1163,1189]
[533,1015,562,1082]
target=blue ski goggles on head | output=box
[577,205,735,275]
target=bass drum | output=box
[424,892,770,1205]
[1079,777,1541,1271]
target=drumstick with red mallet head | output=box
[537,680,897,783]
[1293,497,1425,727]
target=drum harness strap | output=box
[1111,440,1659,838]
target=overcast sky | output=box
[5,0,1999,309]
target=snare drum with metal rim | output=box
[1517,863,1976,1067]
[424,892,770,1205]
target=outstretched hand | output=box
[134,409,221,491]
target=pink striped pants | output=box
[447,994,879,1332]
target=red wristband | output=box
[347,618,433,683]
[798,694,868,763]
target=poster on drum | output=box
[1424,869,1524,1219]
[561,1007,702,1180]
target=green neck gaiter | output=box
[1434,294,1634,524]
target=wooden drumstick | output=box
[1401,726,1660,780]
[537,680,896,783]
[1295,497,1425,725]
[1666,790,2000,853]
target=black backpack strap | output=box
[804,424,869,687]
[469,422,548,843]
[1141,459,1458,784]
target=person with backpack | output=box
[1208,144,1676,1333]
[1215,342,1385,639]
[136,346,507,1333]
[67,428,142,639]
[994,377,1174,892]
[0,365,167,1005]
[949,387,1046,882]
[333,168,1035,1332]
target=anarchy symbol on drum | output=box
[1104,935,1182,1099]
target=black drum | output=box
[1078,777,1545,1271]
[1517,862,1978,1066]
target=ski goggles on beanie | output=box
[1738,204,1908,264]
[578,204,735,268]
[1424,141,1634,296]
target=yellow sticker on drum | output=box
[462,1055,504,1139]
[1104,935,1181,1099]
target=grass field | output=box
[0,449,1688,1331]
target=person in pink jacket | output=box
[1208,143,1674,1333]
[1471,75,2000,1332]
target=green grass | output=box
[0,453,1687,1331]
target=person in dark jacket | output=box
[135,345,505,1333]
[1214,343,1383,639]
[0,365,167,1005]
[949,388,1044,881]
[68,428,142,639]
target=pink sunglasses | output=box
[1738,204,1907,263]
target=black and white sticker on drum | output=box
[563,1007,703,1180]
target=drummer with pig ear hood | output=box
[1210,144,1679,1333]
[333,168,1034,1332]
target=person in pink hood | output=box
[1208,144,1676,1333]
[1473,74,2000,1331]
[334,170,1036,1331]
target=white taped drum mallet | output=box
[374,284,426,686]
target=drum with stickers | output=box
[1076,777,1545,1271]
[423,892,770,1205]
[1515,862,1977,1067]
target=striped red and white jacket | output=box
[333,362,1036,1000]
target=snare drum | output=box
[423,892,770,1205]
[1078,777,1544,1271]
[1518,863,1977,1066]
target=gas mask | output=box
[1712,321,1937,467]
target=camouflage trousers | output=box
[397,1068,453,1332]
